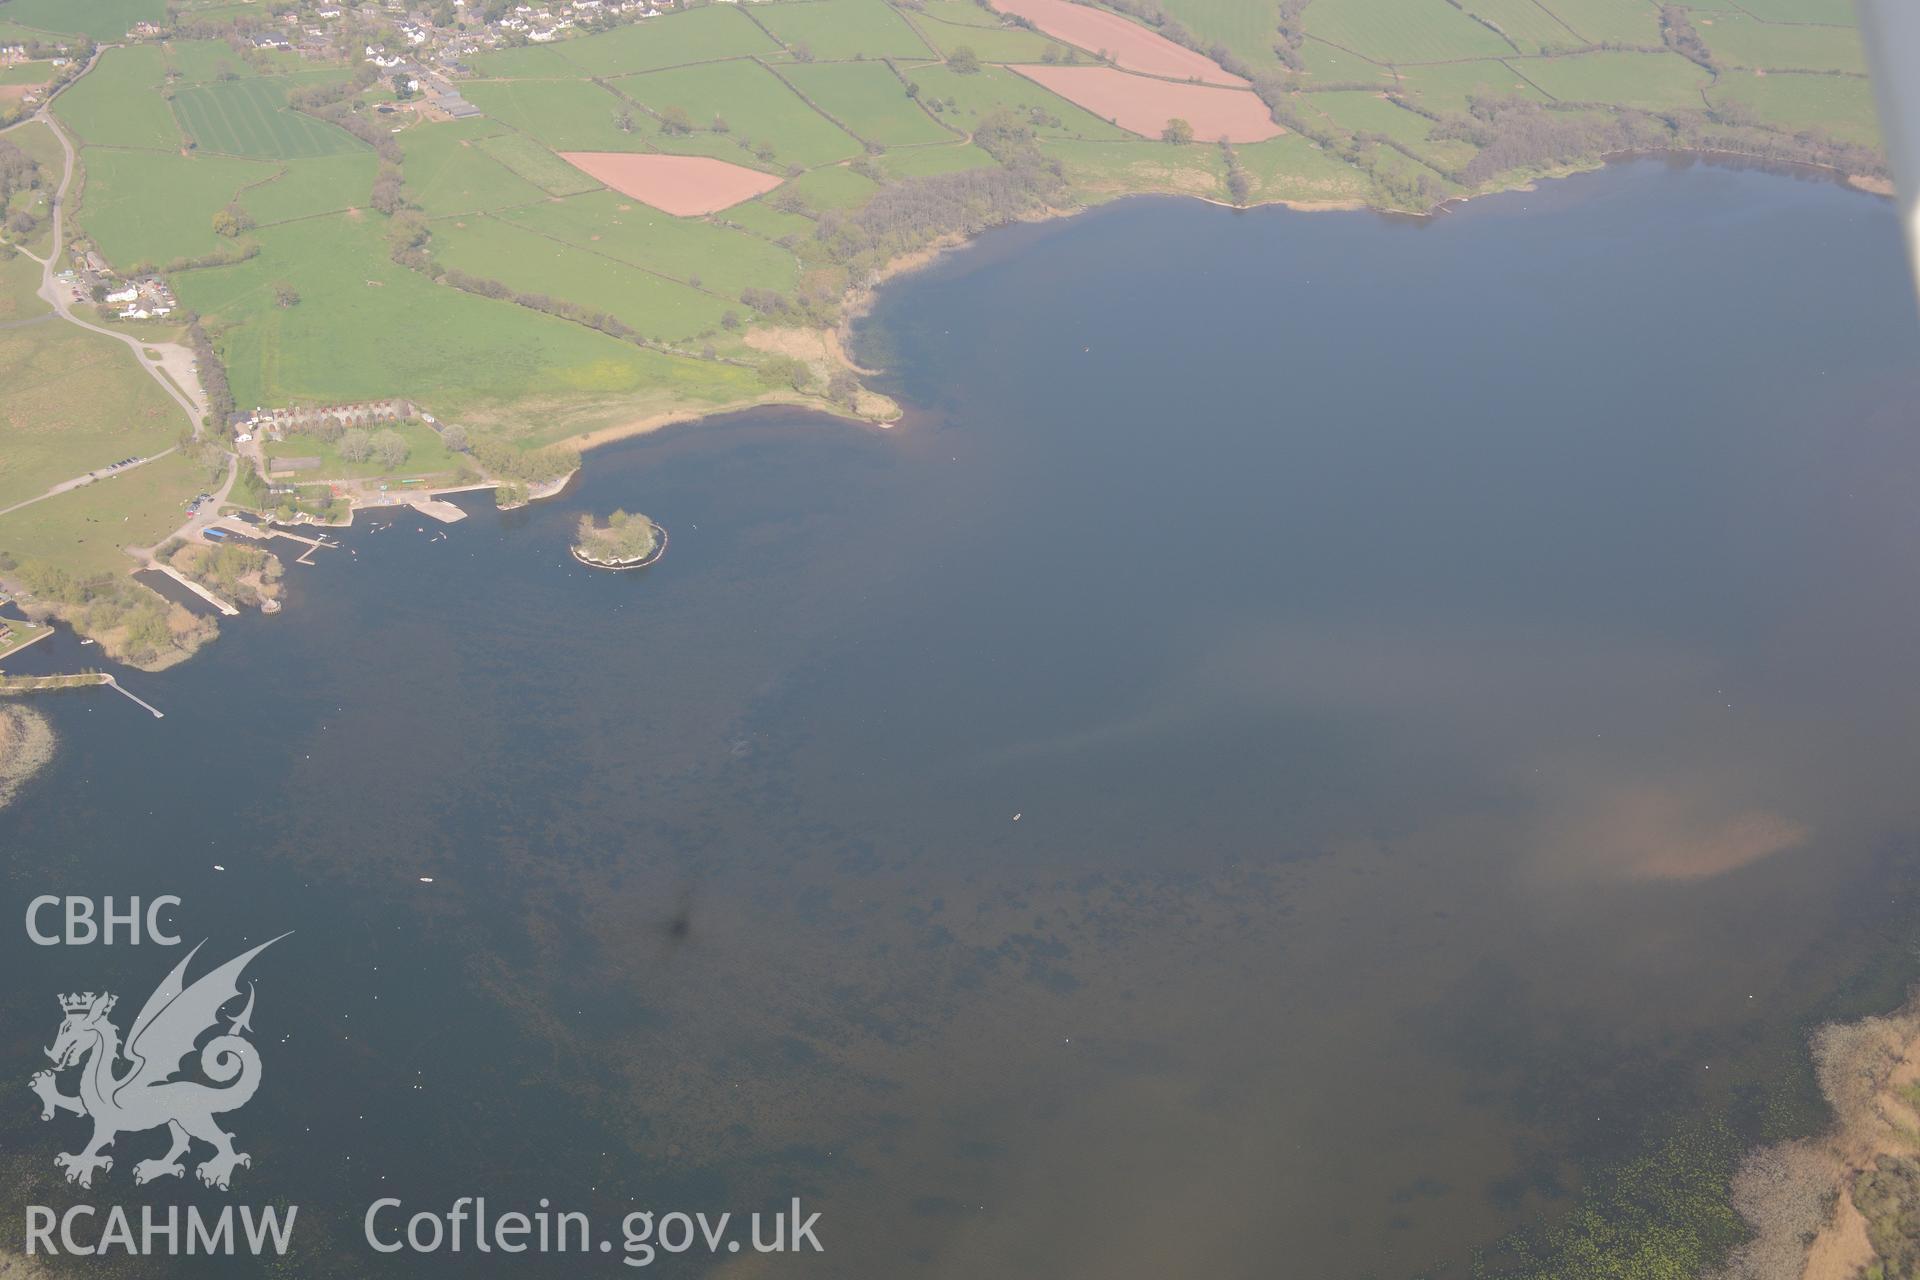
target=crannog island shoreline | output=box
[0,0,1891,673]
[0,149,1895,681]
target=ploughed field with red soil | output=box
[990,0,1247,86]
[1012,66,1284,143]
[557,152,784,216]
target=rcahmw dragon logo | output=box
[28,935,289,1191]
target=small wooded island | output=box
[571,511,666,571]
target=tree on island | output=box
[574,510,659,564]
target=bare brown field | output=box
[1013,66,1282,142]
[991,0,1246,85]
[556,152,784,216]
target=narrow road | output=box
[0,449,179,518]
[0,48,224,527]
[31,104,210,428]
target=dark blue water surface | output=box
[5,158,1920,1277]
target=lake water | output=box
[5,158,1920,1277]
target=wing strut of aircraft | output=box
[1860,1,1920,306]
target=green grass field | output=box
[0,60,50,85]
[877,141,997,178]
[1302,90,1475,171]
[237,152,380,226]
[1730,0,1855,23]
[776,61,956,147]
[0,450,208,578]
[612,60,863,169]
[1709,70,1879,146]
[556,4,779,74]
[717,197,816,240]
[1044,138,1228,201]
[1296,37,1397,83]
[1302,90,1434,145]
[401,121,549,218]
[779,162,880,211]
[170,213,761,416]
[172,77,365,159]
[0,0,162,40]
[1225,134,1375,205]
[898,4,1060,62]
[1394,59,1548,111]
[458,78,651,153]
[465,43,580,80]
[0,248,40,322]
[0,256,184,510]
[1532,0,1663,47]
[1153,0,1289,69]
[495,189,798,297]
[1514,50,1711,111]
[52,45,179,150]
[1696,13,1867,76]
[750,0,935,61]
[1303,0,1514,64]
[79,148,275,269]
[265,419,466,482]
[0,20,56,42]
[160,37,274,85]
[1458,0,1585,54]
[430,214,731,344]
[903,63,1132,141]
[474,130,604,196]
